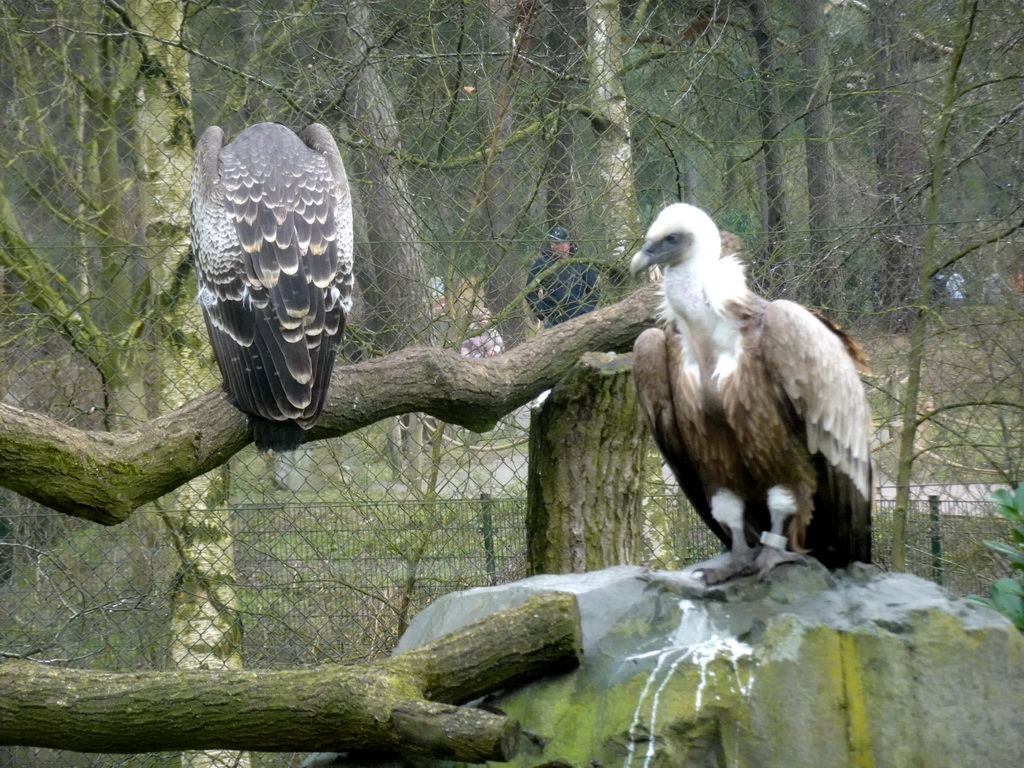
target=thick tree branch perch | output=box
[0,285,658,525]
[0,592,582,762]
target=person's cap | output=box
[547,225,570,242]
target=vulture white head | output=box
[630,203,749,324]
[630,203,722,275]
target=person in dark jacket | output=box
[526,225,599,327]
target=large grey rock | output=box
[398,561,1024,768]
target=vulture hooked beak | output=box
[630,230,690,276]
[630,242,658,276]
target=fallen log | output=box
[0,592,581,763]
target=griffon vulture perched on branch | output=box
[630,203,873,584]
[191,122,354,452]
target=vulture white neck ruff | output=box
[660,249,748,386]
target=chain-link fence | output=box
[0,475,1016,767]
[3,0,1024,766]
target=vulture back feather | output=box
[191,122,354,451]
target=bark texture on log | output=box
[527,352,648,575]
[0,285,659,525]
[0,592,581,762]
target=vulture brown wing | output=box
[759,300,873,566]
[633,327,730,547]
[192,126,258,348]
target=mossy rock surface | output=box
[395,562,1024,768]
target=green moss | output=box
[420,570,1024,768]
[463,642,767,768]
[838,632,876,768]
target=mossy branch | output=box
[0,284,660,525]
[0,592,582,762]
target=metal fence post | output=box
[928,494,944,586]
[480,492,497,586]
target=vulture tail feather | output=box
[251,416,306,453]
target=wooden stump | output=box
[527,352,648,574]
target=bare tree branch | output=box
[0,592,581,763]
[0,285,659,525]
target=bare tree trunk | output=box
[743,0,788,272]
[890,0,979,571]
[683,162,699,206]
[870,0,923,334]
[796,0,837,309]
[723,152,741,209]
[329,0,433,355]
[527,353,648,574]
[129,0,193,419]
[586,0,640,263]
[127,2,248,767]
[85,4,148,428]
[471,0,540,349]
[326,0,438,490]
[228,1,263,123]
[544,0,583,230]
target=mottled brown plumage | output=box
[191,123,353,451]
[631,204,872,583]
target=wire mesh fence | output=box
[3,0,1024,765]
[1,484,1014,654]
[0,465,1018,768]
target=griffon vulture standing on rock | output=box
[630,203,873,584]
[191,122,354,452]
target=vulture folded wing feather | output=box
[202,291,257,347]
[760,300,872,500]
[200,310,276,423]
[305,319,341,429]
[299,183,341,290]
[305,278,327,338]
[268,263,312,327]
[633,328,730,546]
[300,124,352,286]
[193,122,352,451]
[252,316,313,413]
[192,127,261,352]
[806,454,873,568]
[272,214,296,253]
[323,279,346,337]
[293,195,314,254]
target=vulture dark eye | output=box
[665,234,679,245]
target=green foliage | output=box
[971,486,1024,631]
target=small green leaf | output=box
[988,488,1024,523]
[979,489,1024,630]
[991,577,1024,599]
[967,594,995,610]
[989,488,1015,507]
[989,504,1024,525]
[984,540,1024,566]
[990,588,1024,617]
